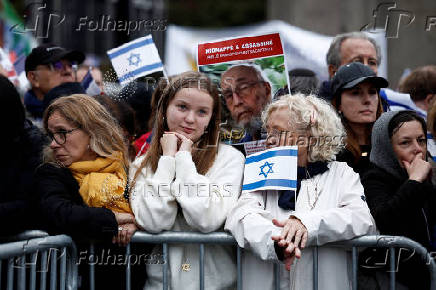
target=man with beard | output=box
[220,65,272,146]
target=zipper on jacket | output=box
[421,208,431,243]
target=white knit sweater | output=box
[130,144,245,290]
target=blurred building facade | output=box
[268,0,436,87]
[18,0,435,87]
[22,0,166,67]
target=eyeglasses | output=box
[48,60,76,72]
[221,81,264,103]
[47,127,80,145]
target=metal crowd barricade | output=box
[86,232,436,290]
[324,235,436,290]
[0,232,78,290]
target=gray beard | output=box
[242,116,263,139]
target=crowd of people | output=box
[2,31,436,290]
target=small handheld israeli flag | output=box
[107,35,163,85]
[242,146,298,192]
[81,68,101,96]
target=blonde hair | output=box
[262,93,345,162]
[43,94,129,168]
[131,71,221,186]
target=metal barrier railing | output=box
[9,231,426,290]
[0,233,78,290]
[86,232,436,290]
[328,235,436,290]
[130,232,242,290]
[87,231,243,290]
[0,230,49,243]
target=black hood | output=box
[0,76,25,143]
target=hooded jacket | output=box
[362,111,435,290]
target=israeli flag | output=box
[107,35,163,85]
[428,133,436,162]
[81,68,101,96]
[381,88,427,118]
[242,146,298,192]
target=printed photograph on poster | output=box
[197,33,290,154]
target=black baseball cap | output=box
[25,43,85,74]
[331,62,388,98]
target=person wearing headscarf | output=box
[361,110,435,289]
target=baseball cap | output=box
[331,62,388,98]
[25,43,85,74]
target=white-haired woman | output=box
[225,94,375,290]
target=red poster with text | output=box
[197,33,284,65]
[197,33,289,153]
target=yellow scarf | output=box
[69,152,132,214]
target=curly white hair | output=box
[262,93,346,162]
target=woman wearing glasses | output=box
[34,94,144,289]
[225,94,375,290]
[130,71,245,290]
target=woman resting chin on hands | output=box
[129,72,245,290]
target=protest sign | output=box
[197,33,289,153]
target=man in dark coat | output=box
[0,75,46,235]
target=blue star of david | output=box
[259,161,274,178]
[127,53,141,67]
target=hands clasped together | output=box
[110,131,194,247]
[112,211,138,247]
[161,131,194,156]
[271,217,308,271]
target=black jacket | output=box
[34,163,118,240]
[336,145,371,177]
[34,164,151,289]
[0,120,47,235]
[0,74,47,235]
[361,164,435,289]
